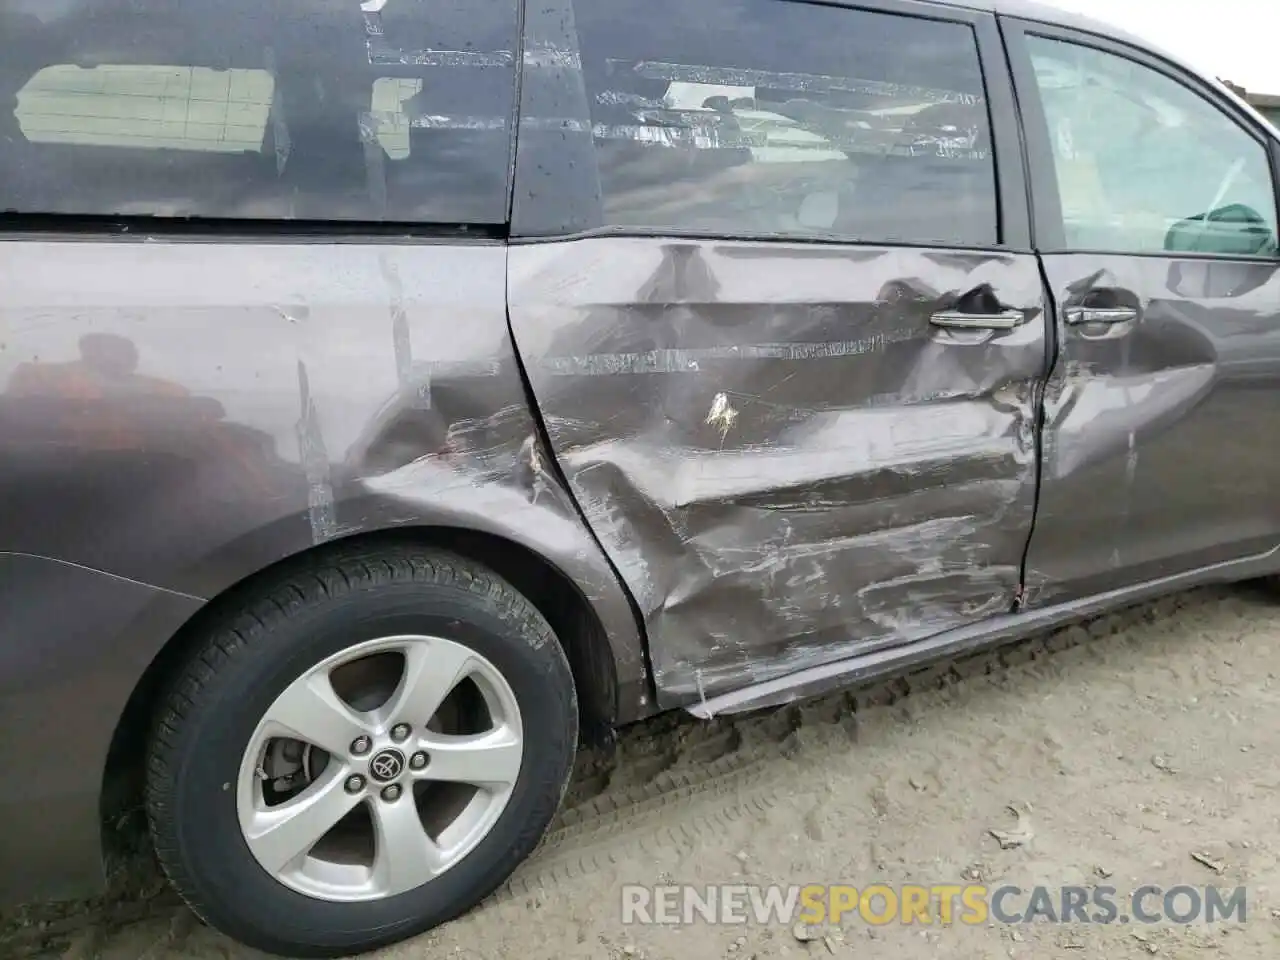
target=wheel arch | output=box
[100,523,639,835]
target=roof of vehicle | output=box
[919,0,1181,49]
[917,0,1277,131]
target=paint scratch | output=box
[296,359,338,544]
[705,392,738,440]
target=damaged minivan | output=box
[2,0,1280,954]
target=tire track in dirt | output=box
[0,584,1267,959]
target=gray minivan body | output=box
[3,0,1280,954]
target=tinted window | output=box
[562,0,997,245]
[1027,37,1279,257]
[0,0,518,223]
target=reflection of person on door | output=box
[7,332,190,401]
[3,332,282,499]
[5,332,195,450]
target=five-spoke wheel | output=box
[237,634,525,902]
[145,546,577,957]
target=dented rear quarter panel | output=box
[507,237,1050,707]
[0,236,650,732]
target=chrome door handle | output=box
[1064,306,1138,325]
[928,309,1023,330]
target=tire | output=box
[145,544,578,958]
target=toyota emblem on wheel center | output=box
[369,748,406,783]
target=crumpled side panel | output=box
[0,240,651,724]
[508,237,1049,706]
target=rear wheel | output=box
[145,545,577,957]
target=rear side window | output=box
[567,0,998,245]
[0,0,519,223]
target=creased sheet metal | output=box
[509,237,1049,708]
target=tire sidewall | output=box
[163,578,576,951]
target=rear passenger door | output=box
[506,0,1051,706]
[1004,20,1280,606]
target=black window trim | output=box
[1002,15,1280,262]
[509,0,1033,253]
[0,214,509,243]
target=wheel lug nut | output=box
[381,783,402,802]
[391,723,411,743]
[350,736,371,756]
[345,774,366,794]
[410,752,428,770]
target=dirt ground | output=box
[5,584,1280,960]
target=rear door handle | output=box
[928,309,1023,330]
[1064,306,1138,326]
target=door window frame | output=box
[509,0,1031,251]
[1000,17,1280,260]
